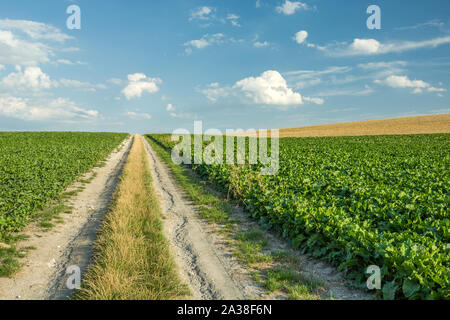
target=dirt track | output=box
[0,137,132,300]
[142,136,265,300]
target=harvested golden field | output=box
[233,114,450,138]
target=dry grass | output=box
[232,114,450,138]
[76,136,189,300]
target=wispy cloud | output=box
[189,6,215,21]
[0,19,77,67]
[252,34,271,48]
[55,59,86,66]
[395,19,445,31]
[59,78,107,92]
[164,103,197,119]
[357,61,408,79]
[288,68,353,90]
[0,19,73,43]
[357,61,408,70]
[226,14,241,27]
[0,96,99,121]
[317,36,450,56]
[284,66,377,97]
[303,96,324,105]
[107,78,123,85]
[126,111,151,120]
[200,82,231,102]
[169,111,198,119]
[184,33,226,54]
[284,66,352,80]
[188,7,240,28]
[254,41,270,48]
[313,86,374,97]
[375,75,446,95]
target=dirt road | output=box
[142,136,265,300]
[0,137,132,300]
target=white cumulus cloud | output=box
[166,103,175,111]
[294,30,308,44]
[276,0,308,15]
[350,38,381,54]
[200,71,322,107]
[121,73,162,100]
[0,19,76,66]
[234,70,303,105]
[1,66,54,90]
[0,30,53,66]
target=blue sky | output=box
[0,0,449,133]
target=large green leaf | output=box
[383,281,399,300]
[402,279,421,298]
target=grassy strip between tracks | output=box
[75,136,189,300]
[145,135,325,300]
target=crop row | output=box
[147,133,449,299]
[0,132,128,235]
